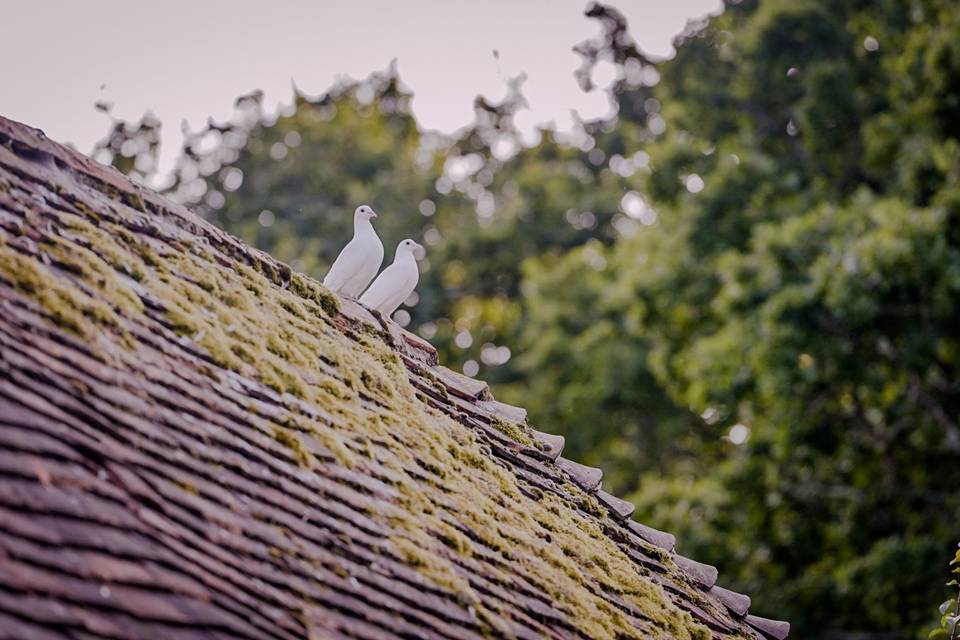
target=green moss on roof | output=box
[0,243,122,340]
[488,415,534,446]
[272,426,314,468]
[0,154,716,640]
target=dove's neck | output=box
[354,217,375,236]
[395,250,417,266]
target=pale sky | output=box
[1,1,721,174]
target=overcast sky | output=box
[1,0,721,173]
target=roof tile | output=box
[430,365,491,400]
[674,554,719,588]
[529,429,565,461]
[378,317,439,368]
[398,327,439,366]
[596,488,636,519]
[337,297,379,328]
[746,614,791,640]
[710,584,751,617]
[627,520,677,552]
[556,457,603,492]
[477,399,527,425]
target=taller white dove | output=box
[322,205,384,297]
[359,239,423,316]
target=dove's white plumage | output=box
[359,239,423,316]
[323,205,384,297]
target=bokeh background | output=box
[4,1,960,637]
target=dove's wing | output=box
[359,261,418,315]
[323,237,366,293]
[339,235,384,297]
[358,263,401,311]
[381,267,419,315]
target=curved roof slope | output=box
[0,115,789,640]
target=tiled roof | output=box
[0,114,789,640]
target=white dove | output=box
[322,205,384,297]
[359,239,423,316]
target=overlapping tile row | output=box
[0,114,787,639]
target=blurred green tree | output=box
[534,1,960,636]
[92,108,162,185]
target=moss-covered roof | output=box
[0,115,788,640]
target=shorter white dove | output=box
[359,239,423,316]
[323,205,383,297]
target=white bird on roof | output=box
[359,239,423,316]
[322,205,384,297]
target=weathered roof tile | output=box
[746,614,791,640]
[430,365,491,400]
[337,296,379,328]
[596,488,636,519]
[627,520,677,552]
[674,554,719,589]
[377,316,439,368]
[477,399,527,425]
[710,584,751,617]
[529,429,565,461]
[398,327,439,366]
[556,457,603,492]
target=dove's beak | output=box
[371,211,378,218]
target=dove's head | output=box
[397,238,425,260]
[354,205,377,223]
